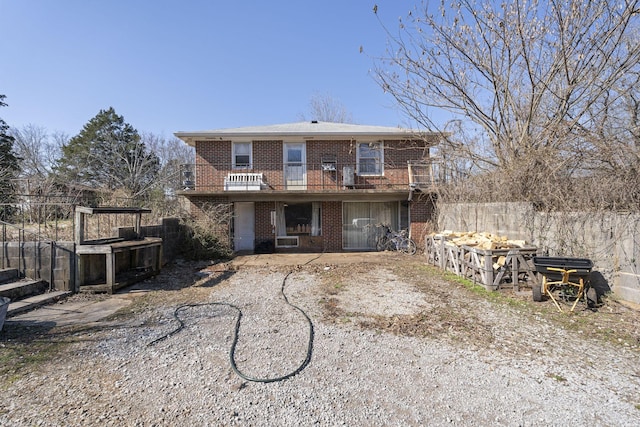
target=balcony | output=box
[178,159,441,195]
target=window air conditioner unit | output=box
[342,166,355,188]
[275,236,299,248]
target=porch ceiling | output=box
[176,189,413,202]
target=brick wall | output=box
[253,140,283,188]
[255,201,274,242]
[195,140,232,190]
[322,201,343,252]
[409,193,437,249]
[193,138,430,190]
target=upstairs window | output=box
[357,142,383,176]
[233,142,252,169]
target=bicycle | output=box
[374,224,417,255]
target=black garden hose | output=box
[147,271,314,383]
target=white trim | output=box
[356,141,384,176]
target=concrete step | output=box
[7,290,72,317]
[0,279,48,300]
[0,268,19,284]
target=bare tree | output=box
[299,92,354,123]
[373,0,640,208]
[8,125,68,221]
[10,124,63,182]
[142,132,194,189]
[135,132,195,217]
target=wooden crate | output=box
[425,235,540,290]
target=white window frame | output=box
[356,142,384,176]
[232,142,252,169]
[283,142,307,189]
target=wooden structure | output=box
[425,235,540,291]
[75,207,162,293]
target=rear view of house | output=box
[175,121,441,253]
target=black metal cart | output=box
[532,257,595,312]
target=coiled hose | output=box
[147,271,314,383]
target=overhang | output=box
[175,121,440,146]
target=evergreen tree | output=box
[0,95,20,218]
[55,107,159,199]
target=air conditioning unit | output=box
[275,236,299,248]
[342,166,354,188]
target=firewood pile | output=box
[425,231,539,288]
[437,230,528,251]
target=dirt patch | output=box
[316,255,640,353]
[325,265,429,317]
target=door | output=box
[284,143,306,190]
[234,202,255,252]
[342,201,399,249]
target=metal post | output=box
[1,223,5,270]
[49,241,55,292]
[19,229,23,278]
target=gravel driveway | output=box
[1,253,639,426]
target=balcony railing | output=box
[179,159,442,193]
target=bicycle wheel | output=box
[401,239,417,255]
[376,237,388,251]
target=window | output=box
[233,142,252,169]
[357,142,383,175]
[284,143,307,190]
[274,202,321,237]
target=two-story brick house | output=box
[175,121,441,253]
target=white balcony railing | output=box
[224,173,265,191]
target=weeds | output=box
[0,325,69,388]
[547,373,568,382]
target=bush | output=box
[180,223,232,260]
[178,202,233,260]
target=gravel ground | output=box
[1,255,639,426]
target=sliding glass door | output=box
[342,201,399,249]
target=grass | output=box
[547,373,568,382]
[418,264,527,308]
[0,324,70,388]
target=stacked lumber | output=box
[438,230,527,251]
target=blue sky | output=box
[1,1,421,138]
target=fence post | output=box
[50,241,55,292]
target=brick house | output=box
[175,121,441,253]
